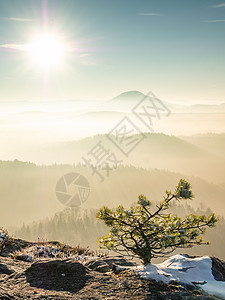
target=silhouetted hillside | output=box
[1,160,225,229]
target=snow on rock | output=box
[35,245,58,258]
[134,254,225,299]
[0,230,8,243]
[12,244,99,263]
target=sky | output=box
[0,0,224,103]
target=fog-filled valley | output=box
[1,91,225,263]
[1,92,225,165]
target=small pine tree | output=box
[97,179,218,265]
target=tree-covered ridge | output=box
[14,184,225,261]
[1,160,225,228]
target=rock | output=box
[0,263,14,275]
[25,259,88,293]
[85,256,136,273]
[85,260,111,273]
[211,256,225,281]
[13,254,32,262]
[1,238,31,257]
[192,281,207,285]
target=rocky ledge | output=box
[0,237,224,299]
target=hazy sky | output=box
[0,0,224,103]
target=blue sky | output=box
[0,0,224,103]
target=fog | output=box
[1,96,225,164]
[1,92,225,259]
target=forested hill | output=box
[14,202,225,261]
[0,160,225,229]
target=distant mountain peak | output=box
[111,90,146,101]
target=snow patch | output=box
[12,244,99,263]
[134,254,225,299]
[0,230,8,243]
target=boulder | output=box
[85,256,136,273]
[25,259,88,293]
[211,256,225,281]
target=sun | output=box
[28,34,66,69]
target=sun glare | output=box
[28,34,66,69]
